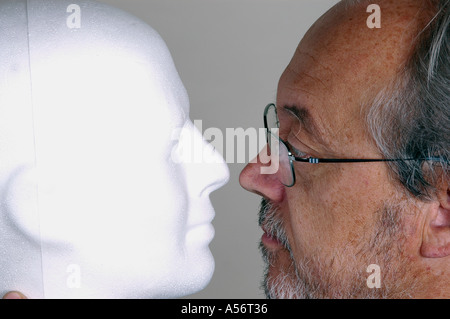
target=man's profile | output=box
[240,0,449,298]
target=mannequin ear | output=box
[420,180,450,258]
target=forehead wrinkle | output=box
[282,104,335,152]
[286,56,330,92]
[296,49,338,81]
[279,72,338,154]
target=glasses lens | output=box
[264,104,279,140]
[265,103,295,187]
[276,136,295,187]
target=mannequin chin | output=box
[0,0,229,299]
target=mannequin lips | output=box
[187,205,215,230]
[187,205,216,243]
[186,223,215,244]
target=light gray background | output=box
[99,0,339,299]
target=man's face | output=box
[240,0,430,298]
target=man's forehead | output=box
[285,0,433,92]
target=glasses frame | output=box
[263,103,444,187]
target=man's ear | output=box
[420,179,450,258]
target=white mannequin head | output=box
[0,0,229,298]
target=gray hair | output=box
[366,0,449,200]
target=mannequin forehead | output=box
[23,0,190,140]
[24,0,188,111]
[32,53,187,132]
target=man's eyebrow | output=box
[283,105,329,148]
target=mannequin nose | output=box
[239,146,285,203]
[181,123,230,197]
[199,137,230,196]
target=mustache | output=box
[258,198,290,249]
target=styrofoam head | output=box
[0,0,229,298]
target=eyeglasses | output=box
[263,103,444,187]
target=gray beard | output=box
[258,197,422,299]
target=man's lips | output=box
[261,227,284,250]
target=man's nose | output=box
[239,146,285,203]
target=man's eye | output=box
[286,141,309,159]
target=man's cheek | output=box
[287,200,327,255]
